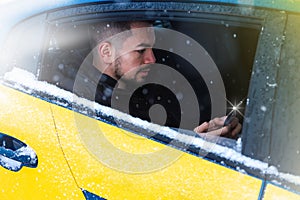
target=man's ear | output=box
[98,42,115,64]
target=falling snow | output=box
[260,106,267,112]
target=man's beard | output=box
[114,58,123,80]
[114,58,149,89]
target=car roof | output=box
[1,0,299,45]
[2,0,300,20]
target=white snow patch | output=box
[277,173,300,186]
[16,146,37,164]
[236,137,242,153]
[260,106,267,112]
[0,154,22,171]
[267,82,277,88]
[4,67,74,102]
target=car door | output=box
[49,96,263,200]
[50,2,300,199]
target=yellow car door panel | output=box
[51,101,262,200]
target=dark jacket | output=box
[74,64,181,129]
[74,63,117,106]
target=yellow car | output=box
[0,0,300,199]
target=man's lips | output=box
[138,67,151,75]
[140,69,150,73]
[139,70,149,77]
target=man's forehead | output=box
[130,21,153,28]
[131,26,155,36]
[126,26,155,44]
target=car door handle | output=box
[0,132,38,172]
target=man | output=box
[74,20,241,139]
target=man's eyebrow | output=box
[136,43,152,48]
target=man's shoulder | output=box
[73,64,118,106]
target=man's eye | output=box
[136,49,146,54]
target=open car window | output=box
[40,17,260,129]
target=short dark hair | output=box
[89,20,153,49]
[89,21,132,49]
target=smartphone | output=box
[223,112,236,127]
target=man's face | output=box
[113,22,156,86]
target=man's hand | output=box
[193,116,242,139]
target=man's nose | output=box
[144,48,156,64]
